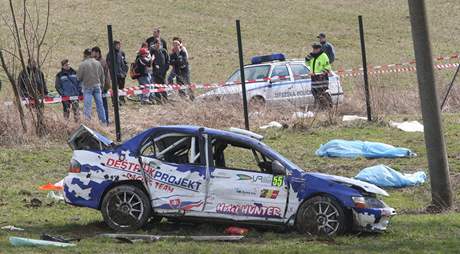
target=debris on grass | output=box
[342,115,367,122]
[100,233,245,242]
[41,233,81,243]
[389,121,424,132]
[259,121,283,129]
[224,226,249,235]
[1,225,25,231]
[292,111,315,119]
[9,236,76,247]
[47,191,64,201]
[24,198,42,208]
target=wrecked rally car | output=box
[63,125,395,236]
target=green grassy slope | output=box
[1,0,459,85]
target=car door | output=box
[139,132,207,214]
[204,136,288,222]
[289,63,314,106]
[266,64,294,104]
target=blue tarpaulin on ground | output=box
[355,164,427,188]
[315,139,415,159]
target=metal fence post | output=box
[236,20,250,130]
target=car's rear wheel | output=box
[296,195,348,236]
[101,185,151,231]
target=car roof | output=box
[122,125,262,154]
[244,59,305,68]
[155,125,260,144]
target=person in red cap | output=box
[135,47,153,104]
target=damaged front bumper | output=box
[352,207,396,232]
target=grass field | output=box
[1,0,460,253]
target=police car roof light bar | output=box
[251,53,286,65]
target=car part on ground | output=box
[100,233,245,242]
[9,237,76,247]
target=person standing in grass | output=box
[77,48,107,124]
[135,47,153,104]
[18,59,48,99]
[317,32,336,64]
[92,46,111,123]
[146,27,168,51]
[169,37,193,99]
[167,37,189,85]
[150,38,170,102]
[55,59,81,121]
[306,43,332,109]
[106,41,128,104]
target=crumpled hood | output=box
[308,172,389,196]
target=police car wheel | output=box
[101,185,151,231]
[296,195,348,236]
[249,96,265,107]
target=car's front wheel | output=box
[296,195,348,236]
[101,185,151,231]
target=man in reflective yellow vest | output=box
[306,43,332,108]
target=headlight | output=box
[352,196,386,209]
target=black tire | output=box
[296,195,348,236]
[249,96,265,108]
[101,185,151,231]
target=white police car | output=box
[201,53,344,106]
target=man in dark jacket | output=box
[106,40,128,104]
[318,32,336,64]
[150,38,170,102]
[170,38,193,99]
[146,27,167,51]
[18,59,48,99]
[55,59,81,121]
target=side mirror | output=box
[272,160,286,176]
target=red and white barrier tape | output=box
[2,53,459,106]
[336,53,459,75]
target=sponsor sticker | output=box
[153,171,202,192]
[154,182,174,193]
[236,188,257,196]
[260,189,279,199]
[216,203,282,218]
[237,174,272,184]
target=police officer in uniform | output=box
[306,43,332,109]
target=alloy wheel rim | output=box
[107,190,144,227]
[303,200,340,235]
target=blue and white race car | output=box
[64,125,395,236]
[200,53,344,107]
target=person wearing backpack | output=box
[135,47,153,104]
[55,59,82,121]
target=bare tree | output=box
[0,0,52,136]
